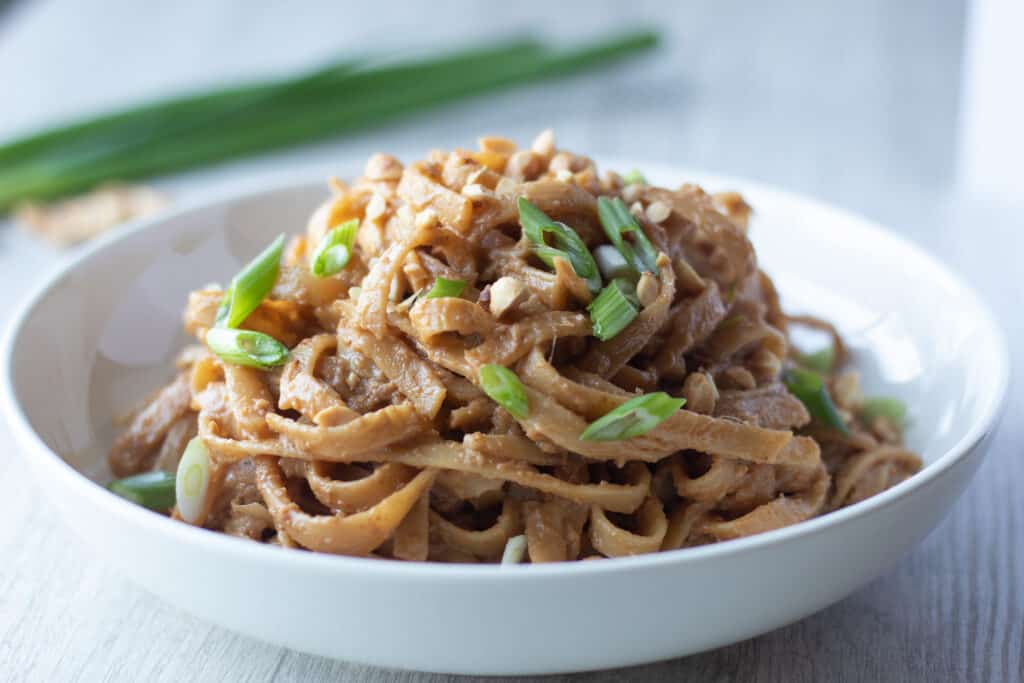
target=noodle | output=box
[108,132,921,561]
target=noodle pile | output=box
[108,132,921,562]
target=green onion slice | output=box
[425,277,467,299]
[594,244,636,282]
[206,327,289,369]
[108,471,176,511]
[478,364,529,419]
[621,169,646,185]
[580,392,685,441]
[588,277,639,341]
[216,234,285,328]
[176,437,211,525]
[783,368,849,434]
[798,346,835,374]
[501,534,528,564]
[517,197,602,294]
[596,196,660,275]
[310,219,359,277]
[861,396,907,427]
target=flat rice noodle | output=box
[467,311,591,368]
[829,446,921,510]
[306,461,418,514]
[391,491,430,561]
[221,363,274,439]
[435,469,506,508]
[641,185,756,290]
[698,465,830,541]
[377,439,649,514]
[152,414,198,473]
[461,433,563,467]
[589,496,668,557]
[524,499,588,562]
[579,253,675,377]
[343,324,447,419]
[265,404,425,460]
[277,334,355,423]
[517,383,820,467]
[654,281,728,381]
[670,454,748,502]
[660,502,713,551]
[518,348,623,420]
[431,498,522,561]
[109,372,192,477]
[409,298,492,341]
[255,455,437,556]
[714,383,811,430]
[552,256,592,307]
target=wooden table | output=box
[3,1,1021,680]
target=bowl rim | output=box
[1,163,1010,581]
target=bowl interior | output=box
[5,168,1007,493]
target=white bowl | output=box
[1,164,1009,676]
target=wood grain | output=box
[4,1,1023,682]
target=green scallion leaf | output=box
[0,32,659,214]
[517,197,602,294]
[425,277,467,299]
[621,169,646,185]
[310,219,359,277]
[783,367,849,434]
[216,234,285,328]
[176,437,211,525]
[501,534,528,564]
[588,278,640,341]
[206,327,289,369]
[861,397,907,427]
[108,471,176,510]
[596,196,660,275]
[478,364,529,419]
[798,346,835,374]
[580,392,685,441]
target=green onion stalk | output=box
[0,31,658,213]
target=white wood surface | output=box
[3,1,1022,681]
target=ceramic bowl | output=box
[2,164,1009,675]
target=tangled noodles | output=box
[107,132,921,563]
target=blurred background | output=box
[1,0,1021,680]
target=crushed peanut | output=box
[488,276,527,319]
[16,183,169,247]
[645,200,671,224]
[636,271,660,307]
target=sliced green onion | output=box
[621,169,646,185]
[596,196,660,275]
[216,234,285,328]
[108,471,176,511]
[783,368,849,434]
[798,346,835,374]
[517,197,602,294]
[206,327,289,369]
[861,397,907,427]
[425,277,467,299]
[310,219,359,277]
[580,392,685,441]
[501,534,528,564]
[176,437,211,525]
[478,364,529,419]
[594,244,637,282]
[588,278,639,341]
